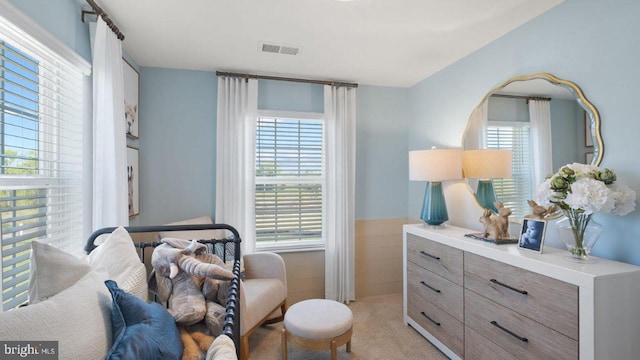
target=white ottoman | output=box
[281,299,353,360]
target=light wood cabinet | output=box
[403,224,640,360]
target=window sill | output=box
[256,242,325,254]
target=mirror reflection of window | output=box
[486,117,532,220]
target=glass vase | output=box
[556,212,604,261]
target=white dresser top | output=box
[404,223,640,289]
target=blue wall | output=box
[135,68,217,225]
[356,85,409,219]
[408,0,640,264]
[258,79,324,112]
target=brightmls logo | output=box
[1,341,57,359]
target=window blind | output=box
[255,117,323,244]
[0,16,85,311]
[486,123,532,220]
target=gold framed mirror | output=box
[462,73,603,221]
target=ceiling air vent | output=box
[261,43,280,53]
[279,46,299,55]
[260,42,300,56]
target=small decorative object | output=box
[123,58,139,138]
[471,202,517,244]
[518,218,547,253]
[535,163,637,261]
[525,200,558,219]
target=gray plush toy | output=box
[148,238,234,360]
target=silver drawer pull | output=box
[420,311,441,326]
[491,321,528,342]
[490,278,528,295]
[419,250,440,260]
[420,281,441,293]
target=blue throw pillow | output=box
[105,280,182,360]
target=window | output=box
[255,116,324,251]
[487,121,532,219]
[0,13,86,311]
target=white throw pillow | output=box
[28,240,93,304]
[87,226,148,301]
[0,268,112,360]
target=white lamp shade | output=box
[462,149,512,179]
[409,149,462,182]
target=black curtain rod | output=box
[84,0,125,41]
[216,71,358,88]
[491,93,551,102]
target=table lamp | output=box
[462,149,512,213]
[409,148,462,226]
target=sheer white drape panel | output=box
[215,77,258,255]
[464,101,488,149]
[92,18,128,229]
[324,85,356,304]
[529,99,553,187]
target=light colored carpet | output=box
[248,293,448,360]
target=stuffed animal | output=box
[148,238,234,360]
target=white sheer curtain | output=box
[324,85,356,304]
[529,99,553,186]
[215,77,258,256]
[463,100,488,149]
[92,18,128,229]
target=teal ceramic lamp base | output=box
[421,182,449,226]
[475,180,498,213]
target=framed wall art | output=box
[126,146,140,217]
[518,218,547,253]
[123,58,139,139]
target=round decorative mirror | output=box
[462,73,603,221]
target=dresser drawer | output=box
[465,290,578,360]
[408,290,464,358]
[407,262,463,321]
[465,327,518,360]
[407,233,463,285]
[464,252,578,339]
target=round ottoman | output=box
[281,299,353,360]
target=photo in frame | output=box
[584,111,594,147]
[518,218,547,253]
[126,146,139,217]
[123,58,139,138]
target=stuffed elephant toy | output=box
[148,238,234,334]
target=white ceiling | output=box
[92,0,564,88]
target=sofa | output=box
[0,226,238,360]
[161,216,288,360]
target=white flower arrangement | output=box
[535,163,636,258]
[535,163,636,216]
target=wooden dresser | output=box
[403,224,640,360]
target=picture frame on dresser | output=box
[518,218,547,253]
